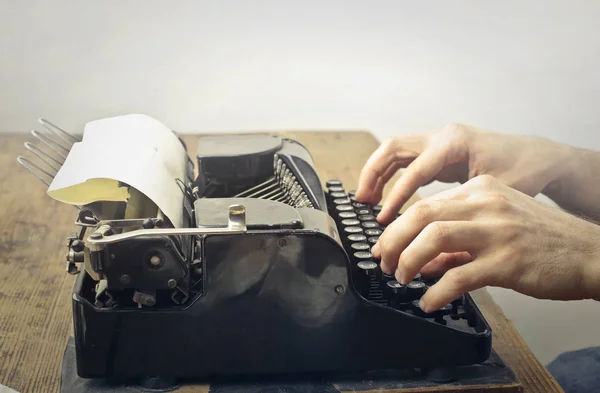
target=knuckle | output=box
[476,191,512,212]
[442,123,465,137]
[445,268,472,290]
[425,222,448,245]
[469,174,497,189]
[410,201,433,223]
[380,137,398,155]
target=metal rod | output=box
[38,118,80,143]
[31,130,68,160]
[16,156,52,187]
[24,142,60,173]
[246,181,278,198]
[234,177,276,197]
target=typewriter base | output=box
[60,337,522,393]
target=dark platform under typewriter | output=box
[3,129,561,393]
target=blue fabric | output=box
[547,347,600,393]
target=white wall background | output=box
[1,0,600,365]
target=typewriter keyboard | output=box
[325,179,467,323]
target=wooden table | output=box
[0,131,564,393]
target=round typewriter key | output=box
[333,198,351,205]
[353,251,373,261]
[356,208,372,216]
[330,191,346,198]
[351,242,370,252]
[381,272,395,282]
[348,190,357,197]
[339,211,357,219]
[341,219,360,226]
[328,186,344,193]
[372,205,383,214]
[367,236,379,245]
[361,221,379,229]
[349,195,357,202]
[407,281,426,298]
[347,234,367,242]
[365,228,382,236]
[356,261,378,295]
[357,260,378,272]
[352,202,366,208]
[358,214,376,222]
[326,180,342,188]
[344,226,363,235]
[336,205,354,212]
[414,273,422,280]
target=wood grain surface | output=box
[0,131,563,393]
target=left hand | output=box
[371,175,600,313]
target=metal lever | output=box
[87,204,247,249]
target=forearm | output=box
[543,145,600,222]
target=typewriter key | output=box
[349,195,357,202]
[339,211,357,219]
[385,280,406,305]
[381,272,395,283]
[326,180,342,188]
[356,261,378,295]
[347,234,367,242]
[358,214,376,222]
[341,219,360,226]
[372,205,383,214]
[365,228,382,236]
[361,221,379,229]
[333,198,351,205]
[344,226,363,235]
[328,186,345,193]
[336,205,354,212]
[353,251,373,262]
[367,236,379,245]
[407,281,426,298]
[352,202,366,208]
[357,260,377,273]
[348,190,357,197]
[414,273,422,280]
[351,242,370,252]
[330,191,346,198]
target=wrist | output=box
[581,242,600,301]
[541,144,583,205]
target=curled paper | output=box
[47,114,187,228]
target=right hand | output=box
[355,123,574,224]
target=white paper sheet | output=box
[47,114,187,228]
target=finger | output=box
[419,259,494,313]
[378,145,451,224]
[356,136,423,203]
[372,199,479,272]
[370,161,402,204]
[370,185,471,258]
[395,221,486,284]
[419,252,473,279]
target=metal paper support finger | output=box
[24,142,62,172]
[31,129,69,159]
[38,118,80,145]
[16,156,55,187]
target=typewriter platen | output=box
[20,120,492,380]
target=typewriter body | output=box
[20,117,492,381]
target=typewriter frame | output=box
[49,133,493,380]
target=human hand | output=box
[370,175,600,313]
[356,123,573,224]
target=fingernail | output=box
[380,259,390,274]
[395,269,404,284]
[419,298,426,312]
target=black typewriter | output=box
[19,119,492,382]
